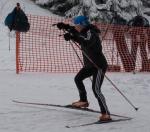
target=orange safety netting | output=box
[16,15,150,73]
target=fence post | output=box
[16,31,20,74]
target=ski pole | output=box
[60,28,93,82]
[54,22,138,111]
[71,40,138,111]
[69,41,93,82]
[9,31,11,51]
[104,74,138,111]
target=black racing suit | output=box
[68,24,110,114]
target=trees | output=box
[33,0,149,22]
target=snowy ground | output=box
[0,0,150,132]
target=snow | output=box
[0,0,150,132]
[35,0,49,5]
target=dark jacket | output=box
[8,7,30,32]
[70,25,108,69]
[13,7,30,32]
[127,15,149,27]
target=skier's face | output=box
[75,25,84,32]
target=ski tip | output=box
[135,107,139,111]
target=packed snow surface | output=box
[0,0,150,132]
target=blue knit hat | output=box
[73,16,89,26]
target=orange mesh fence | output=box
[16,15,150,73]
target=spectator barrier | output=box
[16,15,150,73]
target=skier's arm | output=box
[71,30,98,49]
[56,22,78,33]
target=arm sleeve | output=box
[72,30,98,49]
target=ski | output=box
[65,118,132,128]
[12,100,132,119]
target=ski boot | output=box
[72,100,89,108]
[100,114,112,121]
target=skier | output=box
[56,16,111,121]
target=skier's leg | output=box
[92,68,110,115]
[74,67,94,102]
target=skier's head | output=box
[73,15,90,32]
[73,15,89,26]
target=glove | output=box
[69,26,78,35]
[64,33,72,41]
[57,22,70,30]
[57,22,65,30]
